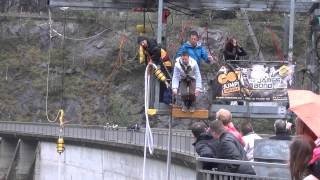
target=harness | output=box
[179,60,194,84]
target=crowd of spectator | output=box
[191,108,320,179]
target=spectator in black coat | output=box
[127,123,140,131]
[269,119,292,141]
[190,122,219,170]
[209,120,256,175]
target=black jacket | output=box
[223,46,247,66]
[223,46,247,60]
[193,133,219,170]
[217,132,256,175]
[269,133,292,141]
[145,38,161,65]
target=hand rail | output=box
[0,121,196,156]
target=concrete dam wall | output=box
[34,142,196,180]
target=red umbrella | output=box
[288,89,320,137]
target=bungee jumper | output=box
[172,51,202,112]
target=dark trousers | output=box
[180,79,196,107]
[160,65,172,103]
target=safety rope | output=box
[203,24,219,64]
[102,33,127,91]
[142,63,155,180]
[146,12,155,37]
[179,19,193,44]
[256,23,265,61]
[167,19,193,58]
[45,8,62,123]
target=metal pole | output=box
[155,0,164,109]
[288,0,295,63]
[157,0,163,44]
[166,114,172,180]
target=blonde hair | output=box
[216,109,232,125]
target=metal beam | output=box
[157,0,163,44]
[157,104,288,119]
[283,13,290,55]
[170,0,316,13]
[49,0,317,13]
[49,0,150,9]
[241,9,265,61]
[287,0,295,62]
[309,6,320,93]
[210,104,288,119]
[187,0,202,11]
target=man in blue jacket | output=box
[176,31,214,66]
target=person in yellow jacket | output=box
[137,36,172,71]
[137,36,173,104]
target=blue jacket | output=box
[175,41,209,66]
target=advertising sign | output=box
[214,64,294,101]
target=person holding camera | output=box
[223,37,247,65]
[172,51,202,112]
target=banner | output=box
[214,63,294,101]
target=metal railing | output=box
[196,157,290,180]
[0,121,196,156]
[0,121,294,179]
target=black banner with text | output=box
[214,64,294,101]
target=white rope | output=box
[51,28,111,41]
[45,8,60,123]
[58,153,62,180]
[142,63,155,180]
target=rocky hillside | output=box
[0,8,309,131]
